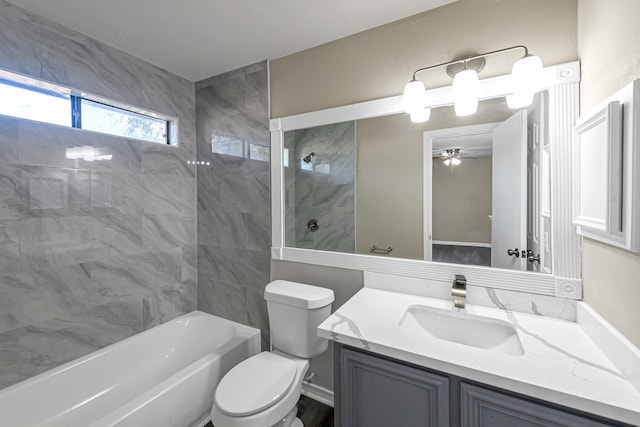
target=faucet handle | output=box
[454,274,466,285]
[452,274,467,309]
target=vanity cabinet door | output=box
[461,383,614,427]
[340,348,449,427]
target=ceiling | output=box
[8,0,457,82]
[432,133,494,159]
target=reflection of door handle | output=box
[507,248,520,257]
[528,254,540,264]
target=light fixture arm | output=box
[411,45,529,80]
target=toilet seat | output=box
[214,352,297,417]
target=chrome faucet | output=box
[452,274,467,309]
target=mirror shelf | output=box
[271,61,582,299]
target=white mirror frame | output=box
[270,61,582,299]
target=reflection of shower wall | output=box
[284,132,297,247]
[291,122,355,253]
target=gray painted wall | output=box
[195,62,271,350]
[432,157,492,244]
[270,260,364,392]
[578,0,640,348]
[0,1,197,389]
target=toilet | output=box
[211,280,335,427]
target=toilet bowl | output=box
[211,280,334,427]
[211,351,308,427]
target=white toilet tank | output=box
[264,280,335,358]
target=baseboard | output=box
[301,382,334,408]
[190,413,210,427]
[432,240,492,248]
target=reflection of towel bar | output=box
[370,245,393,254]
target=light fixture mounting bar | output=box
[411,45,529,80]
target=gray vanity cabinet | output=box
[339,347,450,427]
[337,345,622,427]
[461,383,612,427]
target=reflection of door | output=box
[526,93,546,272]
[491,110,527,270]
[423,136,432,261]
[423,123,497,263]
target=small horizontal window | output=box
[0,78,71,127]
[211,135,270,162]
[81,99,168,145]
[212,136,245,158]
[0,69,176,145]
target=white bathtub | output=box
[0,311,261,427]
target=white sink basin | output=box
[399,304,525,356]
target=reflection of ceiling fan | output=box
[441,148,462,166]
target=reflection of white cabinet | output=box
[573,80,640,253]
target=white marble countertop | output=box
[318,288,640,425]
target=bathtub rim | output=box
[0,310,261,397]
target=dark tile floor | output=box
[206,395,334,427]
[298,395,334,427]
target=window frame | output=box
[0,69,178,146]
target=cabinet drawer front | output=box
[461,383,616,427]
[341,348,449,427]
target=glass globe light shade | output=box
[506,91,535,109]
[410,107,431,123]
[403,80,427,114]
[453,69,479,117]
[511,55,544,96]
[508,55,543,109]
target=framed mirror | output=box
[271,61,581,298]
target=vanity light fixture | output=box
[403,45,544,122]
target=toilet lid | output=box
[215,352,298,416]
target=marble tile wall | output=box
[0,1,197,389]
[286,122,356,253]
[195,62,271,349]
[284,132,298,247]
[432,244,492,267]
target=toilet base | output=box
[273,406,303,427]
